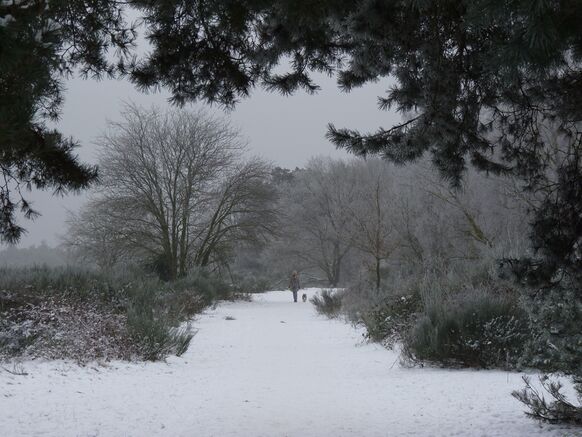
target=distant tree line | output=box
[0,242,68,268]
[236,156,529,289]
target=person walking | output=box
[288,271,301,303]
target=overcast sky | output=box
[9,73,400,248]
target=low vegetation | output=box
[310,289,345,318]
[402,289,528,369]
[0,267,240,363]
[326,265,529,370]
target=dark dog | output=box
[302,293,307,302]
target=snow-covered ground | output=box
[0,290,578,437]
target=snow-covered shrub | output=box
[341,273,427,347]
[0,318,39,356]
[0,266,134,309]
[342,269,491,349]
[162,286,207,318]
[403,291,528,369]
[360,290,422,347]
[123,279,196,360]
[126,304,194,361]
[310,289,345,318]
[0,267,232,362]
[0,293,136,362]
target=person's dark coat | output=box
[289,275,300,292]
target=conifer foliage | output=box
[128,1,582,183]
[0,0,135,242]
[3,0,581,245]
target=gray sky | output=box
[11,73,400,247]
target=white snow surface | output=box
[1,290,579,437]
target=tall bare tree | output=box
[65,105,276,279]
[347,161,399,290]
[281,158,358,287]
[194,159,278,268]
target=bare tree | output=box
[347,160,399,290]
[194,159,278,268]
[63,198,130,271]
[65,105,276,279]
[202,152,532,292]
[275,156,531,289]
[281,158,358,287]
[409,162,532,266]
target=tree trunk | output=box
[168,253,178,281]
[328,245,341,287]
[376,257,381,290]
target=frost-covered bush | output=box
[126,305,193,361]
[0,267,233,362]
[342,268,498,350]
[123,279,196,360]
[0,293,135,362]
[310,289,345,318]
[360,291,422,347]
[339,258,530,370]
[403,291,528,369]
[0,318,39,356]
[340,275,425,347]
[161,286,207,318]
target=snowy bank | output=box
[0,290,577,437]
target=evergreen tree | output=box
[0,0,134,242]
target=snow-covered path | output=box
[0,290,576,437]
